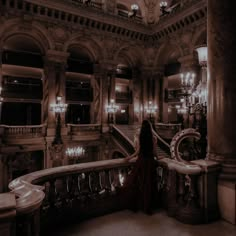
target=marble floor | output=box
[46,210,236,236]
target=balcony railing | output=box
[67,124,101,140]
[2,156,221,236]
[0,124,47,138]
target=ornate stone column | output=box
[43,50,69,168]
[153,67,165,123]
[43,50,69,130]
[132,68,141,124]
[100,62,116,129]
[0,49,3,123]
[207,0,236,224]
[207,0,236,180]
[91,63,102,124]
[141,67,153,121]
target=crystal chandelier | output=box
[50,96,67,113]
[65,146,85,158]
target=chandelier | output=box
[145,101,157,114]
[50,96,68,145]
[145,101,158,121]
[106,99,119,114]
[50,96,67,113]
[181,72,195,93]
[65,146,85,158]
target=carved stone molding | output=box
[45,50,69,65]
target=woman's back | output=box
[122,120,159,214]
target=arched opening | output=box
[1,35,43,125]
[66,46,94,124]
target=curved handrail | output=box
[152,129,170,149]
[112,125,135,155]
[112,125,136,147]
[158,158,202,175]
[170,128,201,164]
[8,158,134,215]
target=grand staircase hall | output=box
[0,0,236,236]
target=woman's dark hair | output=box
[139,120,153,158]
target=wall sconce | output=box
[128,4,139,18]
[106,99,119,123]
[195,45,207,68]
[195,45,208,112]
[160,1,169,15]
[50,96,68,144]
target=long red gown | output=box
[121,151,158,214]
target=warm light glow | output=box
[181,72,195,91]
[146,101,158,114]
[119,173,125,186]
[131,4,139,11]
[177,106,187,114]
[115,86,121,92]
[160,1,167,7]
[50,96,68,113]
[65,146,85,158]
[106,99,119,113]
[195,45,207,67]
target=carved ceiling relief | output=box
[144,0,159,24]
[49,26,70,51]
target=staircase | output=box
[114,125,171,159]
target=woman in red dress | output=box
[122,119,159,214]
